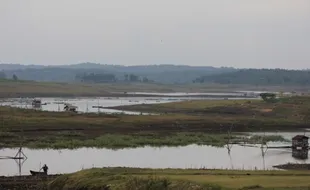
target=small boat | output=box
[30,170,47,176]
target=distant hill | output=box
[0,63,44,70]
[0,63,235,84]
[194,69,310,86]
[3,63,309,86]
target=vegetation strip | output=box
[47,167,310,190]
[0,96,309,149]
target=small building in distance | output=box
[32,99,42,108]
[64,103,78,113]
[292,135,309,149]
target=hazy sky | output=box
[0,0,310,69]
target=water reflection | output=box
[292,149,308,160]
[1,143,309,176]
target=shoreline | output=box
[0,132,287,149]
[3,167,310,190]
[273,163,310,170]
[0,93,259,99]
[0,96,309,149]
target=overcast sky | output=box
[0,0,310,69]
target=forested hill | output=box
[194,69,310,86]
[1,63,309,85]
[0,63,235,84]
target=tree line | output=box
[0,71,18,81]
[75,73,153,83]
[193,69,310,86]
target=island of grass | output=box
[47,167,310,190]
[0,96,309,149]
[0,79,308,98]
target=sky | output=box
[0,0,310,69]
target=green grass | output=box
[48,167,310,190]
[0,96,308,149]
[0,80,265,98]
[2,132,286,149]
[247,135,289,144]
[0,132,19,138]
[110,96,310,118]
[1,79,309,98]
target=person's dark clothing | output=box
[42,164,48,174]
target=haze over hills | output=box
[194,69,310,86]
[1,62,310,86]
[0,63,235,84]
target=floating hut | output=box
[292,135,309,159]
[292,135,309,149]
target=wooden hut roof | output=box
[292,135,309,140]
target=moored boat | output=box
[30,170,47,176]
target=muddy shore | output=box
[273,163,310,170]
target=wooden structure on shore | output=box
[292,135,309,149]
[64,103,78,113]
[31,99,41,108]
[291,135,309,159]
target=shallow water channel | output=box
[0,93,258,115]
[0,138,309,176]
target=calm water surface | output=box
[0,97,178,114]
[0,96,257,114]
[0,141,308,176]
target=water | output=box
[0,141,308,176]
[0,97,179,115]
[125,92,249,96]
[0,95,257,115]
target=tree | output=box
[12,74,18,81]
[124,74,129,81]
[129,74,140,82]
[75,73,117,83]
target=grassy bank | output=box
[109,96,310,116]
[0,80,249,98]
[49,167,310,190]
[1,79,309,98]
[0,96,308,149]
[0,131,286,149]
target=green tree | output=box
[12,74,18,81]
[129,74,140,82]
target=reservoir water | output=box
[0,140,308,176]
